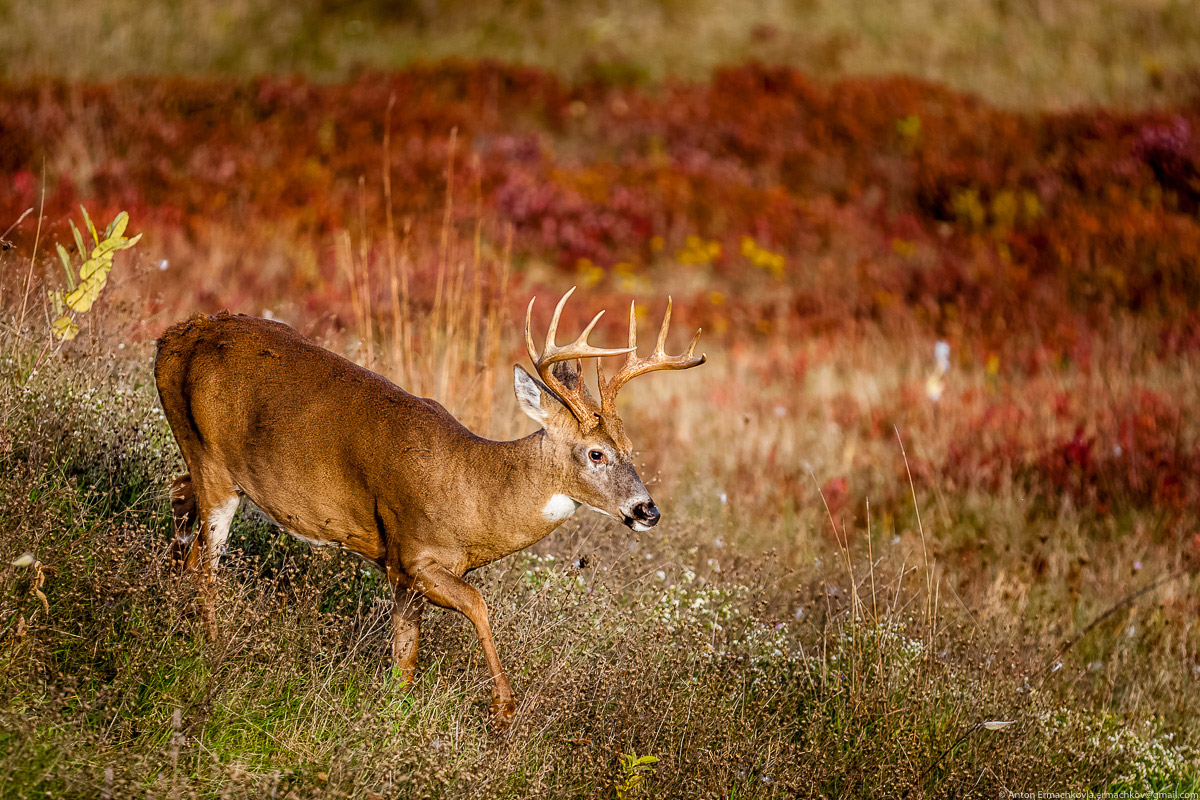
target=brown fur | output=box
[155,309,696,724]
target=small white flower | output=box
[934,341,950,372]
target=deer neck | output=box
[458,430,582,566]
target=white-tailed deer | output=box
[155,288,704,724]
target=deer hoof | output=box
[490,695,516,726]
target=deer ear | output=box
[515,365,582,430]
[514,365,554,425]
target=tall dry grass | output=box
[2,197,1198,795]
[333,127,515,437]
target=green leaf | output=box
[70,221,85,262]
[80,205,99,247]
[56,243,76,290]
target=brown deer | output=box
[155,288,704,724]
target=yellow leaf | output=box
[65,278,103,313]
[896,113,922,140]
[78,254,113,281]
[90,231,141,260]
[89,233,140,262]
[104,211,129,240]
[51,315,79,340]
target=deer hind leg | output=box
[190,471,240,640]
[408,561,516,725]
[168,474,198,573]
[390,585,424,684]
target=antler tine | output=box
[621,300,638,368]
[600,296,707,412]
[525,287,634,429]
[524,296,540,366]
[652,296,672,357]
[682,327,703,360]
[544,286,575,351]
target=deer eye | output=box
[588,449,606,465]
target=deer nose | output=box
[631,500,660,527]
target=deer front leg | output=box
[391,585,424,684]
[409,562,516,725]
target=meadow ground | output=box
[2,7,1200,796]
[3,0,1200,109]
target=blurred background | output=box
[2,0,1200,795]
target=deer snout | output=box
[625,500,660,531]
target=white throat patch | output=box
[541,493,581,523]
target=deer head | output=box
[516,287,706,531]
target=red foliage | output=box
[1,62,1198,354]
[945,389,1200,518]
[3,62,1200,518]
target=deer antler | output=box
[598,297,706,417]
[525,287,634,429]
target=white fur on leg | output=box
[205,496,240,571]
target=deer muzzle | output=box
[624,499,660,531]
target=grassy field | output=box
[3,0,1200,109]
[4,257,1199,797]
[2,3,1200,797]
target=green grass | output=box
[1,313,1197,798]
[2,0,1199,108]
